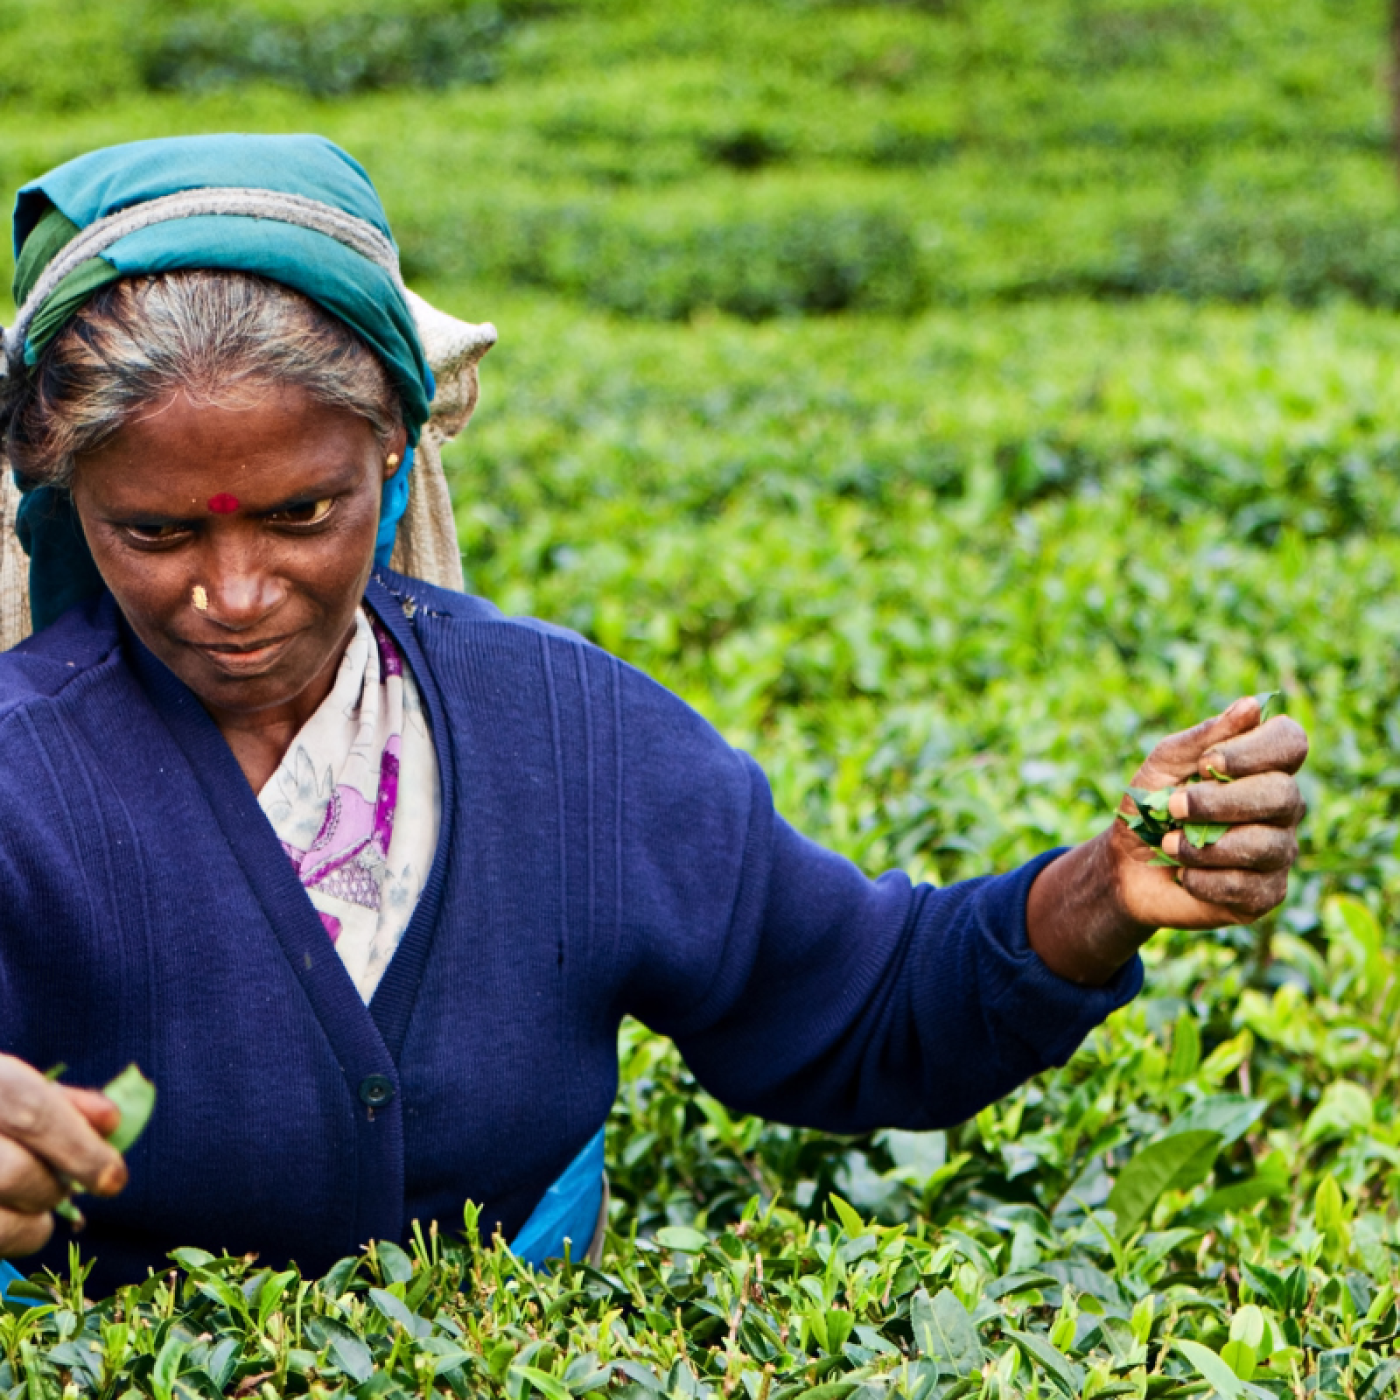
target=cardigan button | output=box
[358,1075,395,1108]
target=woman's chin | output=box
[160,633,337,724]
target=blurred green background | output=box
[1,0,1395,314]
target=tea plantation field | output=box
[4,0,1400,1396]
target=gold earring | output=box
[191,584,209,613]
[386,452,401,470]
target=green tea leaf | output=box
[1229,1304,1266,1351]
[1005,1328,1084,1397]
[1107,1130,1223,1237]
[103,1064,155,1154]
[1254,690,1284,723]
[1183,822,1230,847]
[510,1364,573,1400]
[329,1331,375,1383]
[910,1287,982,1374]
[369,1287,431,1338]
[1169,1095,1267,1145]
[655,1225,708,1253]
[1359,1357,1400,1400]
[150,1334,187,1400]
[1219,1339,1257,1382]
[1175,1340,1246,1400]
[828,1193,865,1238]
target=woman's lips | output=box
[191,635,294,675]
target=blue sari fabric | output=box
[8,134,435,629]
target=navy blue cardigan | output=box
[0,571,1139,1291]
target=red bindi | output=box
[207,494,240,514]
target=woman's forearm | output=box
[1025,833,1155,987]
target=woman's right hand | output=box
[0,1055,127,1257]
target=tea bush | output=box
[0,0,1394,315]
[144,3,509,97]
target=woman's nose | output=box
[202,539,286,628]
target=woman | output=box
[0,135,1307,1295]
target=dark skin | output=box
[1027,698,1308,985]
[0,385,1306,1254]
[72,387,407,793]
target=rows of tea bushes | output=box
[0,0,1395,317]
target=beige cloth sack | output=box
[0,287,495,652]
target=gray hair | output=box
[2,269,402,489]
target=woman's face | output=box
[70,384,406,729]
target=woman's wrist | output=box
[1025,832,1157,987]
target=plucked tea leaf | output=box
[1123,787,1179,847]
[1127,786,1173,818]
[1183,822,1230,847]
[53,1199,84,1228]
[1254,691,1284,723]
[103,1064,155,1154]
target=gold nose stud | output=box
[191,584,209,613]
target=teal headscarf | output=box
[7,133,435,631]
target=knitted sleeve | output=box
[615,664,1142,1134]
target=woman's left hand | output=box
[1027,695,1309,985]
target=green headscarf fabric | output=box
[7,133,435,631]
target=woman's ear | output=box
[381,424,410,482]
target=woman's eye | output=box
[124,523,190,544]
[269,498,335,526]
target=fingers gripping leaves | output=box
[1121,693,1283,868]
[1123,788,1230,867]
[52,1064,155,1231]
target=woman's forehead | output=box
[73,389,379,510]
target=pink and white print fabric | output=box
[258,608,441,1003]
